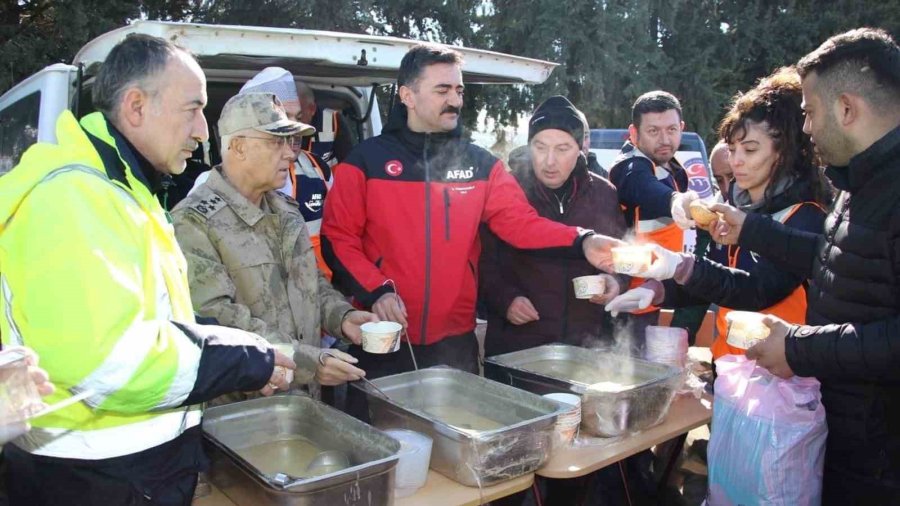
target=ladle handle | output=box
[360,377,391,400]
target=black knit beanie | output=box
[527,95,585,149]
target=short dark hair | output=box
[397,43,463,88]
[92,33,192,119]
[797,27,900,114]
[718,67,831,207]
[631,91,682,128]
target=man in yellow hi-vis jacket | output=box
[0,34,295,506]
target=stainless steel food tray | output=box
[203,394,400,506]
[352,366,563,487]
[484,344,682,437]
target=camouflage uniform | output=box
[172,168,353,400]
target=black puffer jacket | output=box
[662,177,824,311]
[739,125,900,489]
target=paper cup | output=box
[725,311,771,350]
[544,393,581,447]
[611,245,653,275]
[273,343,294,356]
[361,321,403,353]
[272,343,295,385]
[573,275,606,299]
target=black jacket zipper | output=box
[443,187,451,241]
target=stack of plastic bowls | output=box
[543,393,581,449]
[645,325,689,369]
[384,429,432,498]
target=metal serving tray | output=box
[203,394,400,506]
[352,366,563,487]
[484,344,682,437]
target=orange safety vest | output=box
[289,151,333,281]
[627,171,685,314]
[710,203,817,360]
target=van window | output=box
[0,91,40,176]
[590,129,629,150]
[678,134,703,152]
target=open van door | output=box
[2,21,557,177]
[73,21,558,142]
[73,21,557,88]
[0,64,78,176]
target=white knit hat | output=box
[239,67,300,106]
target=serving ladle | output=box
[270,450,351,487]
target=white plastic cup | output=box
[385,429,432,498]
[611,245,653,275]
[573,275,606,299]
[361,321,403,353]
[725,311,771,350]
[543,393,581,448]
[0,349,42,424]
[645,326,689,368]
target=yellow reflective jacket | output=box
[0,111,203,459]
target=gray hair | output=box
[92,33,192,119]
[219,128,254,159]
[219,133,235,159]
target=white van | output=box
[0,20,557,195]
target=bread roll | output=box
[689,200,719,226]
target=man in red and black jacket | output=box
[322,44,622,419]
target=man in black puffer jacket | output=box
[712,28,900,504]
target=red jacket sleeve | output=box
[321,162,394,306]
[478,225,526,317]
[481,161,581,249]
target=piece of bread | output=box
[689,200,719,226]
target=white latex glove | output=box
[642,244,684,280]
[671,190,699,230]
[604,287,656,317]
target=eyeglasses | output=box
[234,135,297,150]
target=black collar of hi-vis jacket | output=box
[83,116,164,196]
[383,102,464,156]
